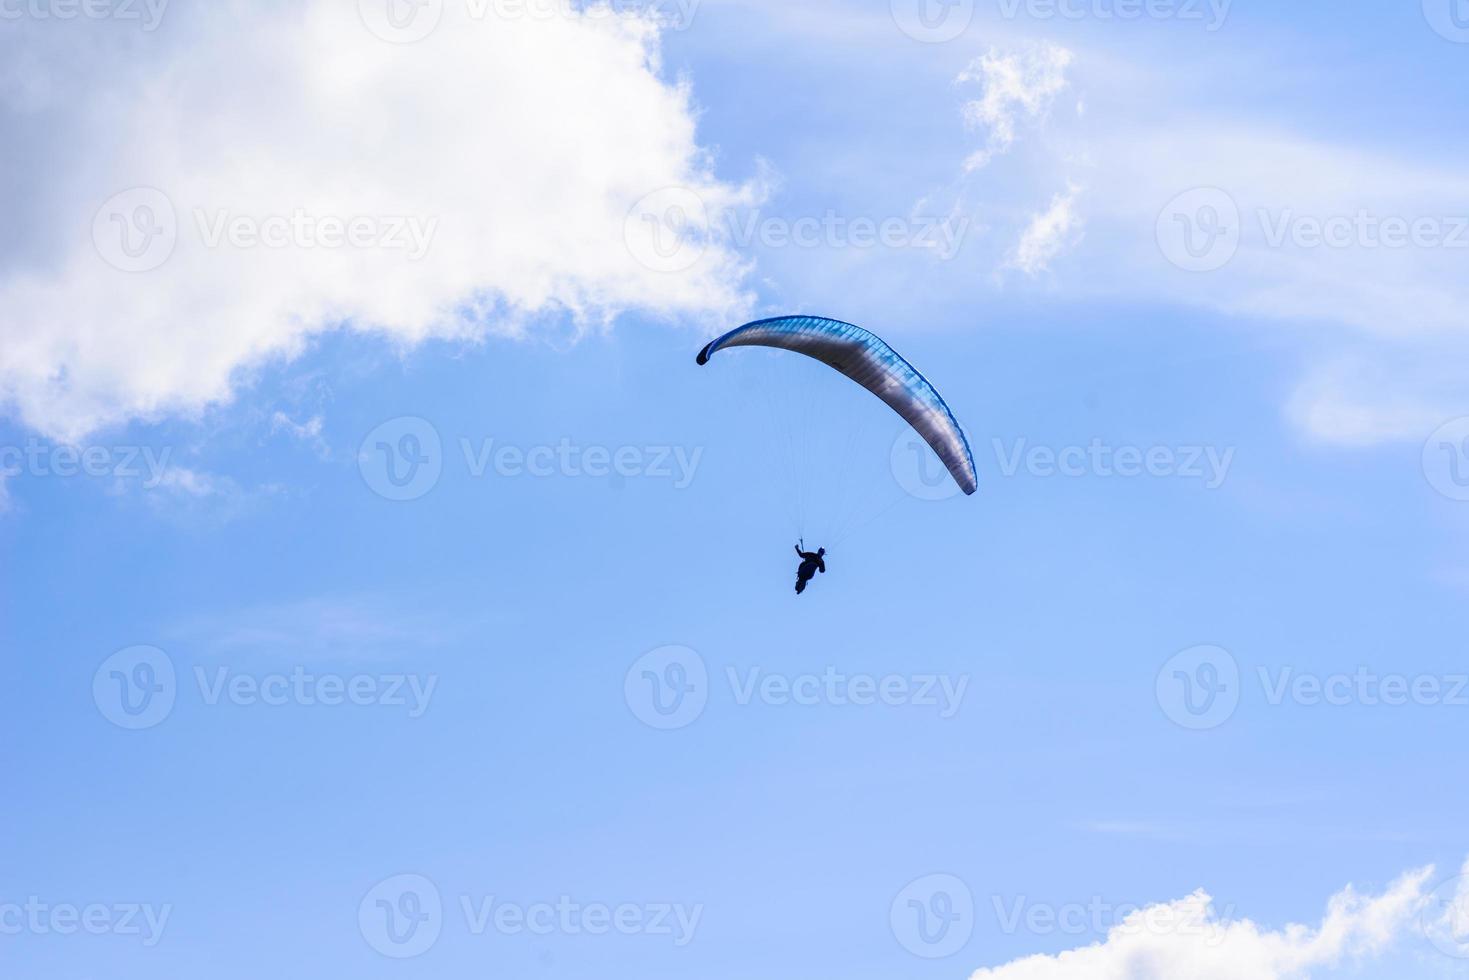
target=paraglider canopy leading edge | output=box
[697,315,978,496]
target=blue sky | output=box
[3,1,1469,978]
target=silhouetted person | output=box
[794,542,826,595]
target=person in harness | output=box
[793,541,827,595]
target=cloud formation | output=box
[0,2,752,439]
[957,43,1073,172]
[1007,184,1084,276]
[971,862,1456,980]
[1090,125,1469,446]
[950,41,1469,446]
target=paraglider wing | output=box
[697,315,978,495]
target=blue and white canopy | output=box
[698,315,978,496]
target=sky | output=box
[3,0,1469,978]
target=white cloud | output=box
[1085,126,1469,339]
[1085,126,1469,446]
[971,863,1450,980]
[271,411,330,459]
[1427,858,1469,958]
[0,2,754,440]
[86,452,286,522]
[149,466,235,499]
[1286,352,1469,448]
[133,464,286,522]
[1007,184,1084,276]
[946,40,1469,447]
[957,43,1073,172]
